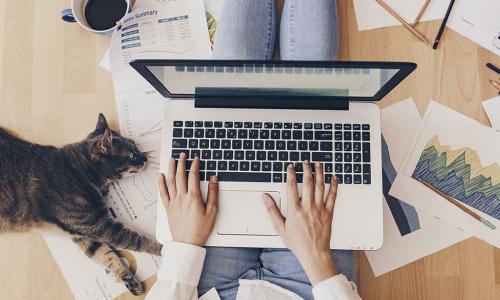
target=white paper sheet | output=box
[352,0,450,31]
[482,96,500,131]
[365,99,469,276]
[391,101,500,248]
[41,1,212,299]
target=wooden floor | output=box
[1,0,499,299]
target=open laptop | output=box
[131,60,416,250]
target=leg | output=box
[280,0,339,60]
[260,249,356,300]
[213,0,276,60]
[73,236,144,295]
[198,247,261,299]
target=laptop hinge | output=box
[194,97,349,110]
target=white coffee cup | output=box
[61,0,131,35]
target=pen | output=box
[433,0,455,49]
[418,179,496,230]
[486,63,500,74]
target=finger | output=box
[286,164,300,209]
[206,175,219,215]
[176,152,188,194]
[302,160,314,206]
[325,175,339,212]
[314,162,325,206]
[167,157,177,200]
[188,157,201,196]
[262,193,285,234]
[159,174,170,207]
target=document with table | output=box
[40,0,212,299]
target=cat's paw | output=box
[123,275,144,295]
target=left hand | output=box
[159,153,219,247]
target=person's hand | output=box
[159,153,219,247]
[263,161,339,285]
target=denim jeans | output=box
[201,1,353,300]
[212,0,340,60]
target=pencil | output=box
[412,0,432,26]
[490,80,500,94]
[418,179,496,230]
[486,63,500,74]
[375,0,431,46]
[432,0,455,49]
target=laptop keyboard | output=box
[171,121,371,185]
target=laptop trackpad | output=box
[217,190,281,236]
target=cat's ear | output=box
[94,113,109,133]
[96,128,113,154]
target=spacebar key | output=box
[217,172,272,182]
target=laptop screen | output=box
[130,60,416,101]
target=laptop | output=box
[131,60,416,250]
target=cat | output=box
[0,114,162,295]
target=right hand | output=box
[262,161,339,285]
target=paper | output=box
[391,101,500,248]
[41,1,212,299]
[446,0,500,56]
[99,48,111,72]
[365,99,469,276]
[352,0,450,31]
[482,96,500,131]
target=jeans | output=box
[201,1,352,300]
[213,0,340,60]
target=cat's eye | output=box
[129,152,136,159]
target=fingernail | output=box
[288,163,294,169]
[211,176,218,183]
[315,162,321,168]
[180,152,186,158]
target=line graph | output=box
[412,136,500,220]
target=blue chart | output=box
[412,136,500,220]
[382,136,421,236]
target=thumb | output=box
[206,176,219,215]
[262,193,285,234]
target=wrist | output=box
[298,250,338,286]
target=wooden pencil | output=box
[375,0,432,46]
[418,179,496,230]
[412,0,432,26]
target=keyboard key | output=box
[344,131,352,140]
[344,153,352,162]
[298,141,308,150]
[244,122,252,128]
[243,140,253,149]
[324,123,333,130]
[224,121,233,128]
[235,151,244,160]
[232,140,242,149]
[183,129,193,138]
[304,123,313,129]
[214,121,222,128]
[353,124,361,130]
[191,150,200,158]
[245,151,256,160]
[335,153,342,162]
[353,142,361,152]
[210,140,220,149]
[335,142,342,151]
[363,174,371,184]
[173,121,183,127]
[251,161,261,171]
[240,161,250,171]
[312,152,333,162]
[344,163,352,173]
[314,123,323,129]
[249,130,259,139]
[264,122,273,128]
[284,122,293,129]
[202,150,211,159]
[276,141,286,150]
[315,131,333,140]
[218,172,271,182]
[344,174,352,184]
[335,174,343,184]
[293,123,302,129]
[279,151,288,161]
[290,151,299,161]
[189,139,198,148]
[172,139,187,148]
[206,171,216,179]
[268,151,278,160]
[224,150,233,160]
[254,140,264,149]
[234,122,243,128]
[171,149,188,158]
[354,164,361,173]
[254,122,262,128]
[222,140,231,149]
[325,174,332,183]
[353,131,361,141]
[218,161,228,170]
[204,121,213,128]
[335,163,342,173]
[173,128,183,137]
[354,175,362,184]
[273,162,283,172]
[344,142,352,151]
[362,132,370,141]
[301,152,311,161]
[206,129,215,138]
[260,130,270,139]
[257,151,266,160]
[207,161,216,170]
[334,131,342,140]
[265,141,275,150]
[362,124,370,130]
[353,153,361,162]
[216,129,226,138]
[238,129,248,139]
[344,124,352,130]
[334,124,342,130]
[282,130,291,139]
[304,131,314,140]
[271,130,280,139]
[362,143,371,162]
[293,130,303,140]
[229,161,238,170]
[309,141,319,151]
[274,122,283,129]
[325,163,333,173]
[320,142,332,151]
[287,141,297,150]
[273,173,283,182]
[295,162,303,172]
[213,150,222,159]
[263,162,272,171]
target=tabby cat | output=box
[0,114,162,295]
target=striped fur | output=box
[0,114,162,295]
